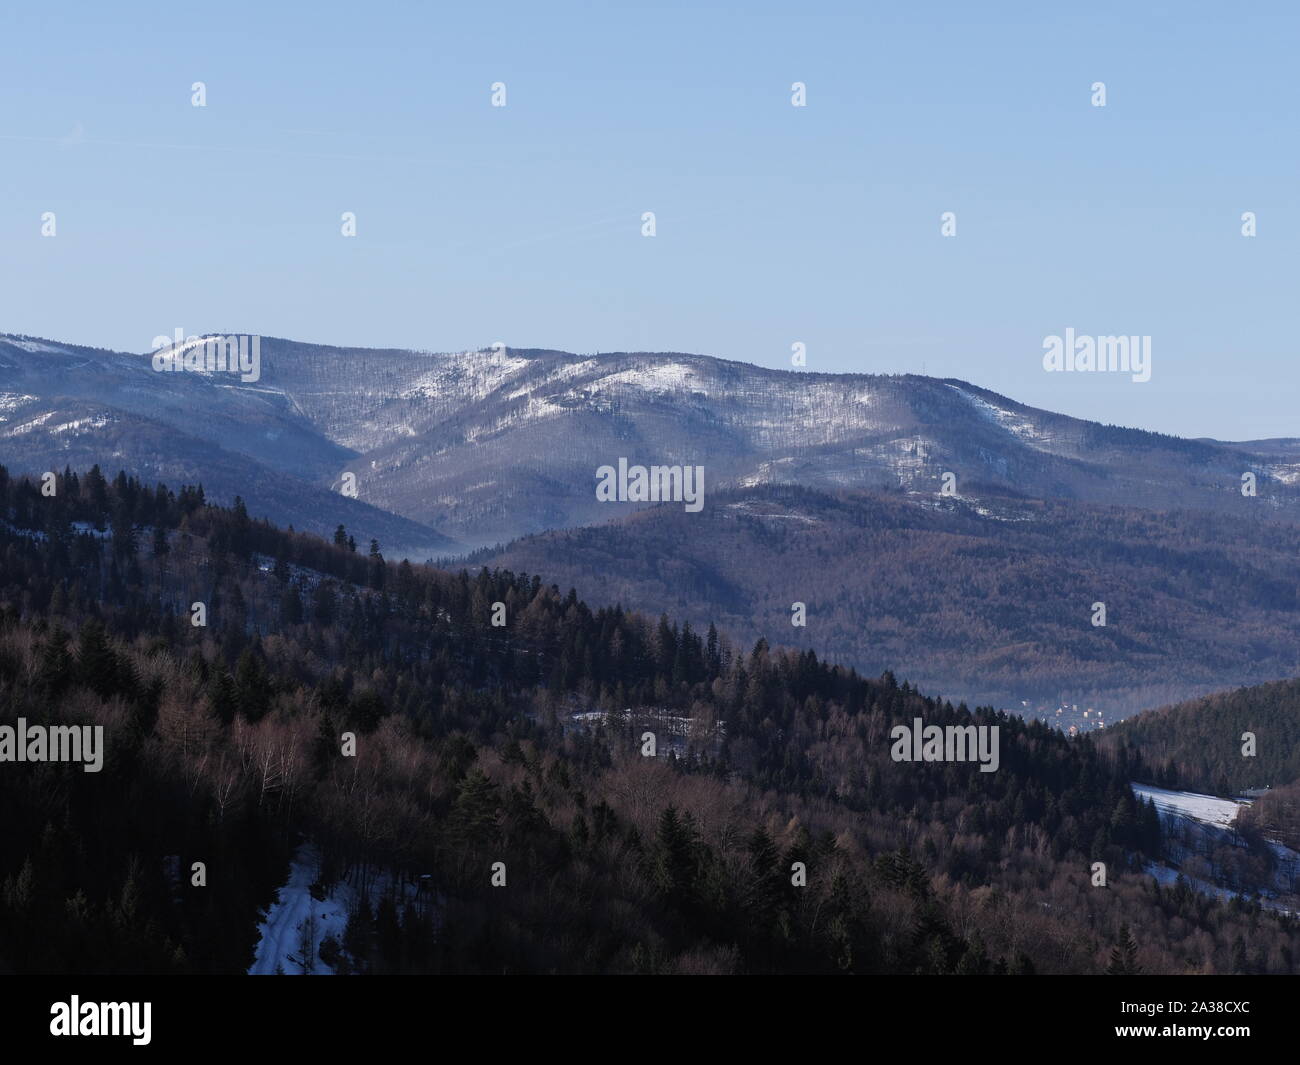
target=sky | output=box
[0,0,1296,440]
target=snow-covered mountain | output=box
[1,332,1295,551]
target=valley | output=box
[4,331,1294,721]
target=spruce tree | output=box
[1106,924,1141,975]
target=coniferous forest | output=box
[0,465,1296,975]
[469,483,1300,718]
[1100,679,1300,796]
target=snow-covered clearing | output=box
[1133,783,1300,915]
[1131,783,1243,828]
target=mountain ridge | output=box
[469,481,1300,719]
[2,330,1296,553]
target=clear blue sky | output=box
[1,1,1295,439]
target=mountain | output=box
[470,483,1300,718]
[3,463,1297,975]
[0,335,457,556]
[6,330,1295,717]
[2,333,1297,556]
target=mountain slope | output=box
[1100,678,1300,880]
[470,484,1300,718]
[2,333,1297,552]
[2,463,1296,975]
[0,335,456,555]
[1100,678,1300,794]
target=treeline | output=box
[0,465,1296,974]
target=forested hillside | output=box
[1,466,1296,974]
[1241,782,1300,854]
[471,484,1300,717]
[1100,679,1300,795]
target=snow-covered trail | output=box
[249,844,352,975]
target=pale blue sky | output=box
[1,0,1295,439]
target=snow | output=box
[1143,861,1240,902]
[153,336,217,356]
[249,844,353,975]
[589,362,701,393]
[1131,783,1244,828]
[857,436,930,476]
[50,415,110,435]
[4,339,69,354]
[1143,860,1299,917]
[724,500,820,523]
[564,705,724,755]
[3,411,55,436]
[248,841,437,975]
[506,359,599,399]
[971,503,1032,523]
[150,335,229,375]
[737,456,797,488]
[0,393,39,422]
[1134,784,1300,914]
[946,384,1054,448]
[399,351,530,402]
[1265,463,1300,486]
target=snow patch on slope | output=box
[0,393,40,421]
[3,411,56,436]
[400,351,531,402]
[5,339,70,354]
[506,359,599,399]
[50,415,111,435]
[1265,463,1300,486]
[589,362,702,394]
[1131,783,1243,828]
[947,384,1053,448]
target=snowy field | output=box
[1131,783,1244,828]
[1133,783,1300,915]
